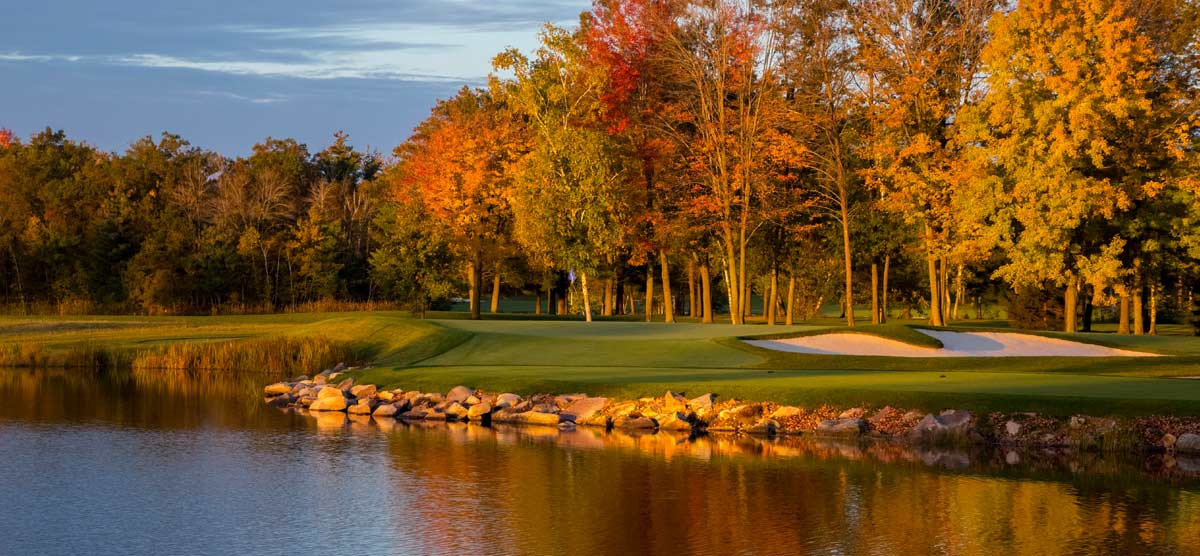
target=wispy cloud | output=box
[193,90,290,104]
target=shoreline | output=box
[263,369,1200,457]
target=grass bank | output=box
[4,313,1200,417]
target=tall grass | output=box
[0,336,362,375]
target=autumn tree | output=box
[856,0,996,326]
[392,87,522,320]
[962,0,1200,332]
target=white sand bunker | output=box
[747,329,1160,358]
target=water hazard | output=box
[1,367,1198,555]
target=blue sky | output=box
[0,0,589,156]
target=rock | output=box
[265,394,294,407]
[661,391,688,411]
[445,402,470,421]
[317,386,345,400]
[518,411,562,427]
[495,393,522,409]
[1176,433,1200,454]
[744,418,779,436]
[558,421,577,431]
[1006,420,1022,437]
[580,414,611,428]
[333,362,346,372]
[1069,415,1086,429]
[613,415,658,430]
[465,395,481,405]
[263,382,293,396]
[372,404,399,418]
[350,384,377,398]
[401,408,428,420]
[910,410,974,441]
[771,406,802,419]
[347,401,374,415]
[688,393,715,411]
[377,391,395,402]
[838,407,866,419]
[561,397,608,422]
[335,378,354,392]
[298,397,316,407]
[313,375,328,385]
[309,396,348,412]
[817,418,868,435]
[467,402,493,421]
[1163,433,1178,449]
[657,411,696,431]
[447,385,474,403]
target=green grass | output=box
[4,312,1200,417]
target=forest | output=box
[0,0,1197,334]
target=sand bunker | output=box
[746,329,1160,358]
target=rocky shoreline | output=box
[263,368,1200,456]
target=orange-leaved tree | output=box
[391,87,524,320]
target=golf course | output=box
[5,310,1200,417]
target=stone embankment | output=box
[263,369,1200,454]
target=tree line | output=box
[1,0,1198,333]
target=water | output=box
[2,368,1199,556]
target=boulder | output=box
[309,396,348,412]
[1005,421,1022,437]
[447,385,474,403]
[1176,433,1200,454]
[465,395,481,405]
[263,382,293,396]
[613,415,658,430]
[372,403,399,418]
[661,391,688,412]
[467,402,493,421]
[518,411,562,427]
[350,384,377,398]
[561,397,609,422]
[313,374,328,385]
[1163,433,1178,449]
[348,402,374,415]
[495,393,522,409]
[817,418,868,435]
[838,407,866,419]
[558,421,577,431]
[317,386,345,400]
[335,377,354,391]
[688,393,715,411]
[744,418,779,436]
[910,410,974,441]
[377,391,395,402]
[444,402,470,421]
[401,408,428,420]
[657,411,696,431]
[771,406,802,419]
[580,414,611,428]
[265,394,294,408]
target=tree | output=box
[392,87,522,320]
[856,0,996,326]
[496,25,635,323]
[962,0,1199,332]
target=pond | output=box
[2,367,1199,555]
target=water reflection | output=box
[1,367,1199,556]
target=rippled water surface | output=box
[2,368,1200,556]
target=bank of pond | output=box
[264,367,1200,468]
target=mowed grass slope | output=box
[4,313,1200,416]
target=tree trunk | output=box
[645,271,655,322]
[925,226,944,326]
[1064,274,1079,333]
[870,263,880,325]
[941,257,951,325]
[489,269,501,313]
[767,268,778,326]
[603,278,614,317]
[687,260,697,318]
[723,234,742,325]
[744,283,752,320]
[952,264,964,321]
[1118,287,1131,334]
[700,263,714,324]
[881,255,890,324]
[1150,283,1158,335]
[660,250,675,324]
[535,293,542,315]
[468,253,482,320]
[785,275,796,326]
[581,272,593,323]
[840,205,855,327]
[1081,285,1093,332]
[1133,279,1145,336]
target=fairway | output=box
[4,312,1200,416]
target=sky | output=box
[0,0,590,156]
